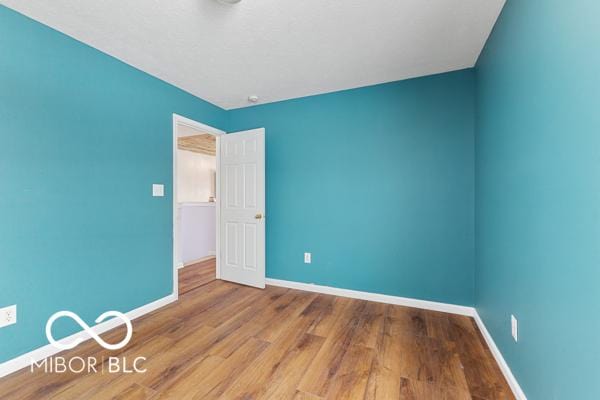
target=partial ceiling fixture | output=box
[217,0,242,5]
[248,95,259,103]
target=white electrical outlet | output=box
[511,314,518,342]
[0,305,17,328]
[304,252,312,264]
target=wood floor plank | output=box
[137,326,217,392]
[159,283,241,328]
[178,258,216,295]
[425,312,453,341]
[368,315,472,400]
[202,286,288,330]
[254,289,319,342]
[50,335,175,400]
[293,391,324,400]
[364,354,401,400]
[324,344,375,399]
[297,299,371,397]
[398,377,472,400]
[191,338,270,399]
[382,328,469,391]
[201,290,296,358]
[213,299,330,399]
[349,301,386,349]
[164,287,261,342]
[386,304,428,337]
[1,325,132,400]
[447,314,489,356]
[307,295,353,337]
[258,334,326,399]
[149,355,224,400]
[459,354,515,400]
[113,383,158,400]
[218,333,324,400]
[0,261,514,400]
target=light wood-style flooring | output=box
[178,257,216,295]
[0,272,514,399]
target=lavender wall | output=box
[179,203,216,264]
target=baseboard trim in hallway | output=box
[180,255,216,269]
[0,293,177,379]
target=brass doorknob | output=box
[255,213,264,220]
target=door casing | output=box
[172,113,225,299]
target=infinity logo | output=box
[45,311,133,351]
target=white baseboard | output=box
[473,312,527,400]
[265,278,525,400]
[180,255,216,269]
[207,251,216,256]
[265,278,475,316]
[0,293,177,379]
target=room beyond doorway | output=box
[172,114,225,298]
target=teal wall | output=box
[0,7,227,363]
[229,70,476,306]
[475,1,600,399]
[6,6,475,363]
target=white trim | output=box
[178,202,216,207]
[473,312,528,400]
[215,135,221,280]
[173,114,225,137]
[264,278,526,400]
[0,294,176,379]
[172,113,224,298]
[172,115,179,296]
[180,255,217,269]
[265,278,476,316]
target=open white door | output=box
[218,128,266,288]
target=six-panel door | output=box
[219,128,266,288]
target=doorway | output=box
[172,114,224,297]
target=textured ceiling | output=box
[2,0,505,109]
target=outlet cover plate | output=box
[0,305,17,328]
[511,314,518,342]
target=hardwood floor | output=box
[0,279,514,399]
[178,257,216,295]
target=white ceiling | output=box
[2,0,505,109]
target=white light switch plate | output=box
[304,252,312,264]
[511,314,518,342]
[152,184,165,197]
[0,305,17,328]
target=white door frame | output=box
[172,113,225,299]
